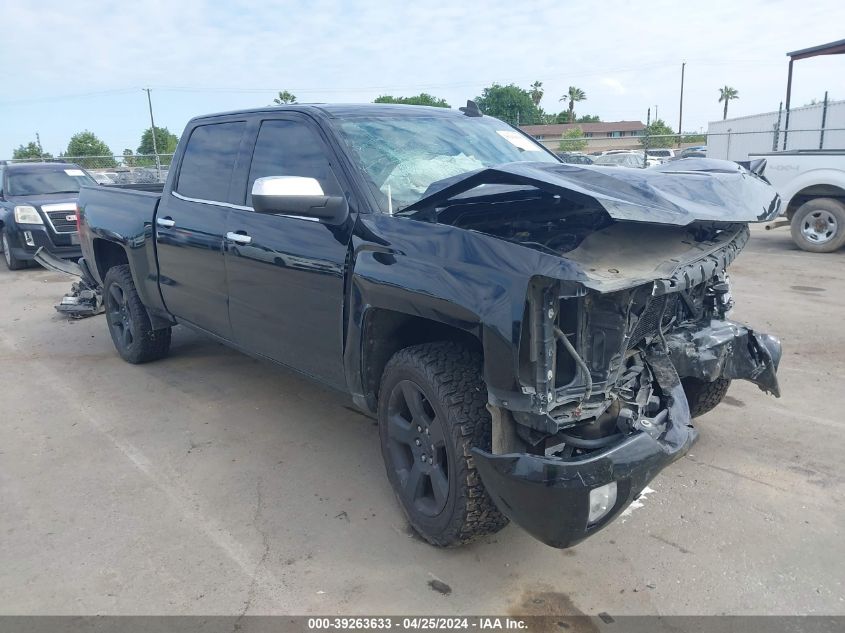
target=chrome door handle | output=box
[156,217,175,228]
[226,231,252,245]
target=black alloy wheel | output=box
[385,379,450,517]
[377,342,508,546]
[102,264,171,364]
[107,282,135,350]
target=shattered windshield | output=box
[334,113,557,212]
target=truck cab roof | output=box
[188,103,471,125]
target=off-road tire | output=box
[378,342,509,546]
[682,377,731,418]
[2,229,28,270]
[103,264,171,364]
[790,198,845,253]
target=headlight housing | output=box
[14,205,43,225]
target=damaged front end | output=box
[34,248,104,318]
[408,160,784,548]
[473,253,781,547]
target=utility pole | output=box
[143,88,162,180]
[677,62,686,147]
[35,132,44,161]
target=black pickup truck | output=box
[76,103,782,549]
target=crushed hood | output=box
[401,158,781,226]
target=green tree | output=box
[559,127,587,152]
[682,133,706,144]
[474,83,542,126]
[64,131,116,168]
[640,119,675,147]
[12,141,52,161]
[137,126,179,164]
[374,93,450,107]
[123,149,137,167]
[718,86,739,120]
[555,111,574,124]
[529,81,544,107]
[273,90,297,105]
[541,112,559,124]
[577,114,600,123]
[560,86,587,122]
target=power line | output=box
[0,58,787,106]
[0,88,138,106]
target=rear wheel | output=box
[378,342,508,546]
[682,377,731,418]
[103,264,171,363]
[2,230,28,270]
[790,198,845,253]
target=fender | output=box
[343,212,588,415]
[776,167,845,212]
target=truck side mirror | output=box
[251,176,348,224]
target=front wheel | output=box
[2,230,28,270]
[378,342,508,546]
[103,264,171,364]
[682,377,731,418]
[790,198,845,253]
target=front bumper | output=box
[5,223,81,261]
[473,320,780,549]
[473,354,697,549]
[474,424,696,548]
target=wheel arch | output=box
[781,174,845,219]
[357,307,483,414]
[92,237,129,282]
[93,237,174,329]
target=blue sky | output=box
[2,0,844,157]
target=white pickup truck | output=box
[751,149,845,253]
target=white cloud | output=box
[1,0,844,153]
[600,78,627,96]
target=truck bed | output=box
[102,182,166,193]
[77,183,165,317]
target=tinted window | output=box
[246,120,342,206]
[177,121,246,202]
[6,167,95,196]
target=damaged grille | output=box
[628,294,678,348]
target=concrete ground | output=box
[0,226,843,617]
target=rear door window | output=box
[245,119,342,207]
[176,121,246,203]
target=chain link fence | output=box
[1,154,174,184]
[707,99,845,161]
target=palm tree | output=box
[718,86,739,120]
[560,86,586,122]
[273,90,297,105]
[529,81,544,107]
